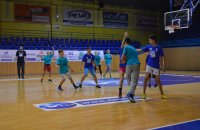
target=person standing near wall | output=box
[16,46,27,79]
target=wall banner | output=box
[63,8,93,26]
[14,3,50,23]
[136,16,158,29]
[0,50,104,62]
[103,12,128,28]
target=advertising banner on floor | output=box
[0,50,104,62]
[103,12,128,28]
[14,3,50,23]
[63,8,93,26]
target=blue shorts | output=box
[84,68,96,76]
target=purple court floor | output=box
[81,74,200,87]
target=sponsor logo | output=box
[67,10,91,20]
[34,96,148,111]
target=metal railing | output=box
[0,29,126,40]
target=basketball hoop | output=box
[166,25,179,34]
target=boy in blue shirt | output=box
[145,54,157,88]
[79,47,101,88]
[138,35,167,99]
[121,37,140,103]
[41,47,54,82]
[56,49,79,91]
[94,51,102,77]
[103,50,112,78]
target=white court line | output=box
[0,78,40,82]
[149,119,200,130]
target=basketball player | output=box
[118,32,129,98]
[16,46,27,79]
[79,47,101,88]
[138,35,167,99]
[41,47,54,82]
[94,51,102,77]
[121,37,140,103]
[145,54,157,88]
[56,49,79,91]
[103,50,112,78]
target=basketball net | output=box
[166,25,179,34]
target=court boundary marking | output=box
[0,78,40,82]
[149,119,200,130]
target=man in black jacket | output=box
[16,46,27,79]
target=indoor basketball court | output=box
[0,0,200,130]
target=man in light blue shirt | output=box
[121,37,140,103]
[103,50,112,78]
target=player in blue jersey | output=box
[138,35,167,99]
[145,54,157,88]
[79,47,101,88]
[41,47,54,82]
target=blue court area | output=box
[81,74,200,87]
[152,120,200,130]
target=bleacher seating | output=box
[0,36,141,54]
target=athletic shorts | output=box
[146,65,159,76]
[44,64,51,72]
[84,68,96,76]
[60,72,71,80]
[106,64,111,71]
[119,66,126,73]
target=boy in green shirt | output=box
[56,49,79,91]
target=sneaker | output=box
[79,84,82,88]
[161,94,167,99]
[40,78,43,82]
[126,94,135,103]
[74,85,79,89]
[141,94,146,99]
[58,86,64,91]
[48,79,53,82]
[154,84,157,87]
[148,84,151,88]
[118,92,122,98]
[96,85,101,88]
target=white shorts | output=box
[60,72,71,80]
[146,65,159,76]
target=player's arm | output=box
[160,56,165,72]
[51,47,54,55]
[15,51,18,61]
[121,32,129,48]
[24,51,27,62]
[68,64,74,73]
[121,54,126,64]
